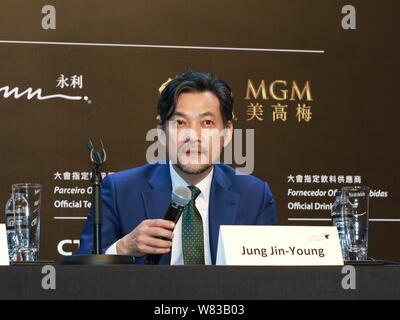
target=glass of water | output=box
[12,183,42,262]
[342,186,370,261]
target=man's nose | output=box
[183,124,202,142]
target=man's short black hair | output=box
[157,71,234,127]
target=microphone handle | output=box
[145,203,186,265]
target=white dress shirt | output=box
[106,161,213,265]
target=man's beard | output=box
[175,146,212,175]
[175,161,212,175]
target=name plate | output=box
[0,224,10,266]
[216,225,343,266]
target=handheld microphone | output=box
[145,186,191,265]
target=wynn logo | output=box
[0,85,90,102]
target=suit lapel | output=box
[141,163,172,220]
[208,165,239,264]
[141,162,173,264]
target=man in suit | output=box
[78,71,277,264]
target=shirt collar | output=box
[169,160,214,202]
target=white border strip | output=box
[53,217,400,221]
[370,219,400,222]
[54,217,87,220]
[288,218,400,222]
[288,218,331,221]
[0,40,325,54]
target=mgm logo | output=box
[244,80,314,123]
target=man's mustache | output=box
[178,144,208,155]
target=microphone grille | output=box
[171,186,191,207]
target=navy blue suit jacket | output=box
[77,161,277,264]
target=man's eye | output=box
[203,120,214,126]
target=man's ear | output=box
[156,124,167,146]
[223,121,233,148]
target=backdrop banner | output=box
[0,0,398,262]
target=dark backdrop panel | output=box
[0,0,398,262]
